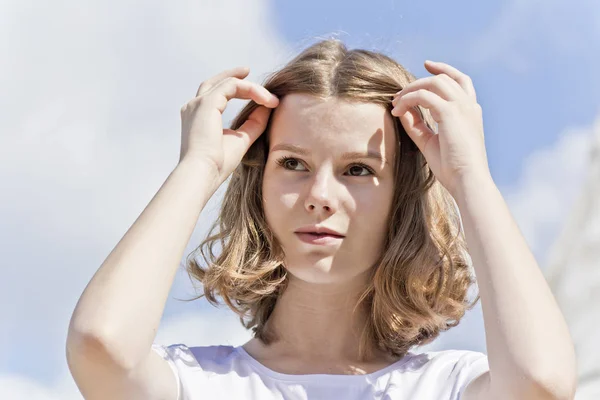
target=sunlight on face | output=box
[262,93,398,285]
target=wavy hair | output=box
[183,38,480,361]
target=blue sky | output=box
[271,0,600,187]
[1,0,598,398]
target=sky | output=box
[1,0,599,398]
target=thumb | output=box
[235,105,273,144]
[399,108,434,154]
[223,105,273,156]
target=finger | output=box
[398,107,435,153]
[392,74,464,104]
[207,77,279,114]
[196,66,250,97]
[424,60,477,100]
[223,105,273,155]
[392,89,448,122]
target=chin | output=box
[284,257,361,285]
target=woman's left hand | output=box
[391,60,492,199]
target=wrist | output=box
[452,172,496,203]
[176,156,223,191]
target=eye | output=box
[275,156,375,176]
[276,156,306,171]
[347,164,373,176]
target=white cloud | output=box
[500,117,600,398]
[468,0,600,72]
[0,372,82,400]
[0,310,253,400]
[500,117,596,267]
[155,309,254,348]
[422,111,598,369]
[543,118,600,398]
[421,117,599,359]
[0,0,288,397]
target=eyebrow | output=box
[270,143,389,165]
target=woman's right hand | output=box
[178,66,279,184]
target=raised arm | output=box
[392,60,577,400]
[66,66,279,399]
[67,156,219,366]
[454,175,577,400]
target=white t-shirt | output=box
[151,343,489,400]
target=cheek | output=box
[263,172,299,206]
[353,184,392,207]
[262,178,299,225]
[351,186,394,226]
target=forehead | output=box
[268,93,397,158]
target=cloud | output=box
[422,112,599,360]
[543,118,600,398]
[0,372,82,400]
[468,0,600,72]
[500,117,597,268]
[0,0,288,396]
[500,116,600,398]
[0,309,254,400]
[154,309,254,348]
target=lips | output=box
[304,232,343,238]
[295,232,344,245]
[294,226,345,237]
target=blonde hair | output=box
[183,38,480,361]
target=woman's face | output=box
[262,93,398,285]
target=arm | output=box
[391,60,578,400]
[455,174,577,400]
[65,67,277,399]
[67,157,219,368]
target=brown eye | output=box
[276,156,305,170]
[275,156,374,176]
[348,165,371,176]
[284,159,299,169]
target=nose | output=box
[304,169,338,214]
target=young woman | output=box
[66,39,577,399]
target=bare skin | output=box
[243,93,403,375]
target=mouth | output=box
[302,232,344,238]
[295,232,345,245]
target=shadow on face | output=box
[260,93,398,285]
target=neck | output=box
[259,271,383,362]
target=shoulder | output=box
[402,349,489,399]
[414,349,488,377]
[151,343,239,370]
[151,343,257,399]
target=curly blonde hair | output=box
[183,38,480,361]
